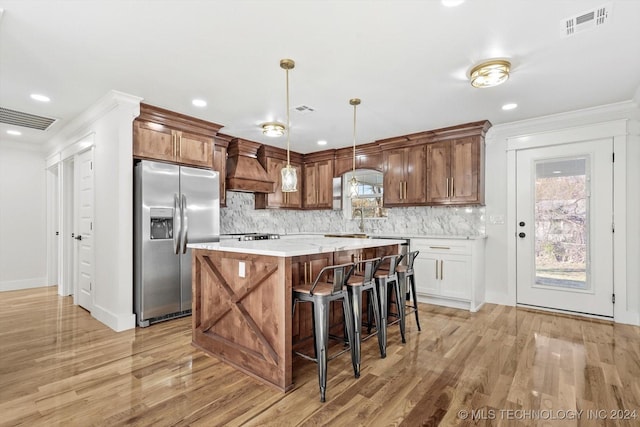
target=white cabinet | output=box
[411,237,485,312]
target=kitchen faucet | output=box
[354,208,365,232]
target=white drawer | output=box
[410,238,472,255]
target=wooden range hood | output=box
[226,138,275,193]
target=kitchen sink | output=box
[323,233,368,238]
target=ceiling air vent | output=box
[293,104,316,115]
[0,107,57,131]
[562,3,611,37]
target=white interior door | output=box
[62,158,75,297]
[516,139,613,317]
[75,148,95,311]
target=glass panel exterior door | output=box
[516,139,613,317]
[534,158,589,290]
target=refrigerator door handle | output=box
[173,193,181,254]
[181,194,188,254]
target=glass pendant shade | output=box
[280,58,298,193]
[349,176,359,198]
[349,98,361,198]
[281,164,297,192]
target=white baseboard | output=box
[91,303,136,332]
[615,310,640,326]
[485,290,514,307]
[0,277,48,292]
[416,294,471,311]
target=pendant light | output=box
[349,98,361,198]
[280,59,297,193]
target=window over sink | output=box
[342,170,388,220]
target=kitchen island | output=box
[188,237,403,391]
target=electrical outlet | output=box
[239,261,245,278]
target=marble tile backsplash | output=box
[220,191,485,236]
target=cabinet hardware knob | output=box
[519,221,525,227]
[518,232,526,238]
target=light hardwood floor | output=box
[1,286,639,426]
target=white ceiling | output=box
[1,0,639,154]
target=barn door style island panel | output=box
[188,237,402,391]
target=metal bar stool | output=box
[373,254,405,358]
[345,257,382,378]
[397,250,421,331]
[292,262,356,402]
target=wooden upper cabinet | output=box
[213,135,229,207]
[256,157,302,209]
[427,135,484,205]
[133,121,175,162]
[333,142,383,177]
[255,145,303,209]
[133,103,222,169]
[382,145,426,207]
[303,159,333,209]
[175,131,213,168]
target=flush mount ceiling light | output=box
[349,98,361,199]
[469,60,511,88]
[261,122,285,137]
[280,58,297,193]
[502,103,518,110]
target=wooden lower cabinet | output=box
[192,243,400,391]
[291,252,333,344]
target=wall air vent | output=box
[562,3,611,37]
[0,107,57,131]
[293,104,316,115]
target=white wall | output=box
[483,101,640,325]
[46,90,141,331]
[0,141,48,291]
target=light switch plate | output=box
[489,214,505,225]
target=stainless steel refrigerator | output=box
[134,160,220,327]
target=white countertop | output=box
[188,237,406,257]
[278,232,487,240]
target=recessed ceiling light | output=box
[502,103,518,110]
[553,170,562,174]
[317,140,327,146]
[192,99,207,107]
[442,0,465,7]
[7,130,22,136]
[30,93,50,102]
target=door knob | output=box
[75,235,83,241]
[518,232,526,238]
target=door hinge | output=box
[90,222,93,231]
[90,282,92,291]
[612,293,615,304]
[612,152,615,162]
[90,161,93,170]
[612,222,615,233]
